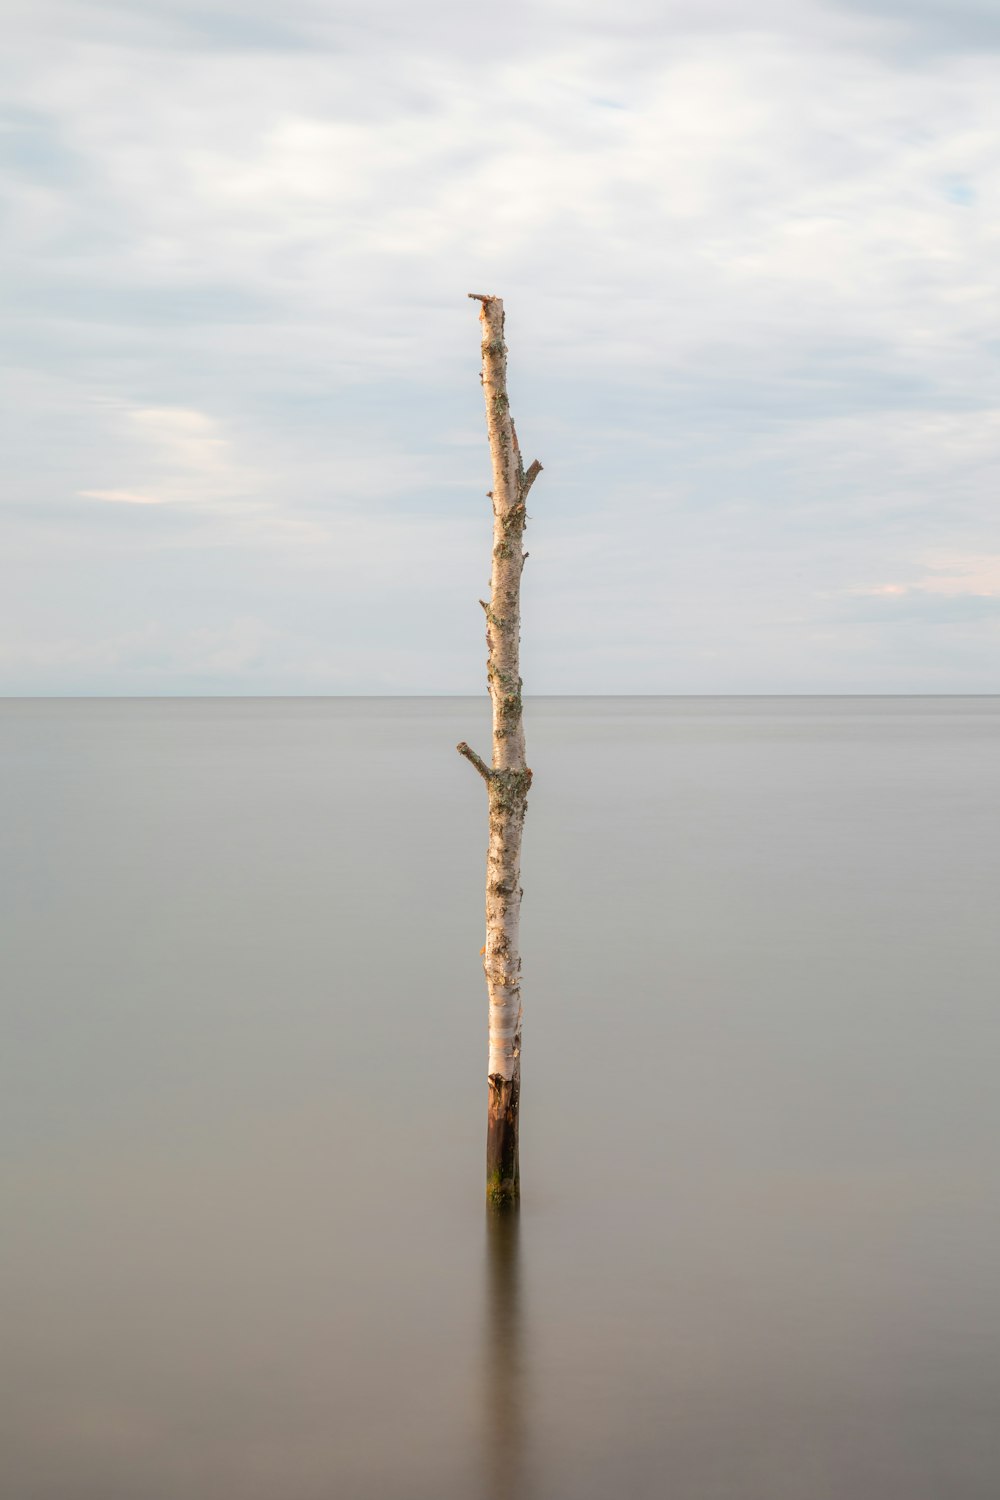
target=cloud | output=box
[2,0,999,691]
[828,0,1000,55]
[860,554,1000,599]
[62,403,267,514]
[79,490,165,505]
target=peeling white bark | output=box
[458,295,541,1200]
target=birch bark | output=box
[458,294,542,1206]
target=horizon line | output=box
[3,692,998,703]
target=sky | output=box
[1,0,998,694]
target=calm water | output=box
[3,697,1000,1499]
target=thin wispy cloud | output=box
[862,554,1000,598]
[79,490,166,506]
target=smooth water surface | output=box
[3,697,1000,1499]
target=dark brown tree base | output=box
[486,1073,520,1205]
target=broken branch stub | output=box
[457,294,542,1206]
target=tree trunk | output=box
[458,294,542,1207]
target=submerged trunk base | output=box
[486,1074,520,1205]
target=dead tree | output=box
[458,294,542,1207]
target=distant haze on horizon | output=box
[2,0,998,696]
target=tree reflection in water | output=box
[483,1204,530,1500]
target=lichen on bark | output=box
[458,294,542,1206]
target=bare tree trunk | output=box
[458,294,542,1207]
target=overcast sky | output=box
[2,0,997,693]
